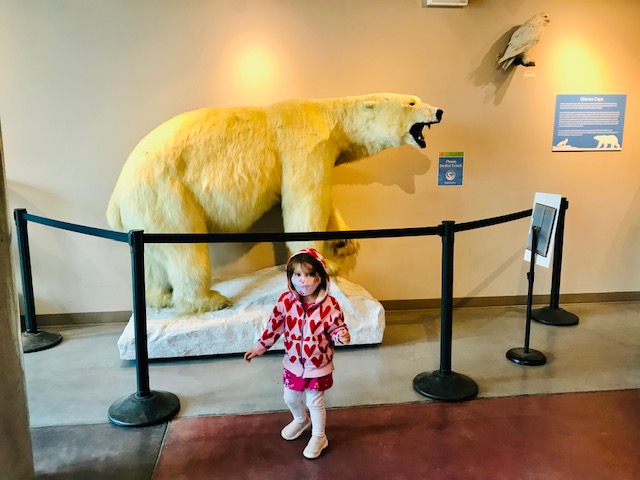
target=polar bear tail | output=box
[106,196,124,231]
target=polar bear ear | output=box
[363,101,376,109]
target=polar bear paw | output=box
[175,290,231,315]
[147,289,173,309]
[323,258,342,277]
[328,238,360,258]
[323,238,360,277]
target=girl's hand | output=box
[337,330,350,345]
[244,348,260,362]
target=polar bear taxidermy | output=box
[107,93,443,314]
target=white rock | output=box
[117,266,385,360]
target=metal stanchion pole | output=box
[532,197,579,326]
[507,226,546,365]
[14,208,62,353]
[413,221,478,402]
[108,230,180,427]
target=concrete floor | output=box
[23,301,640,478]
[25,302,640,427]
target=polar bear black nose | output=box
[436,109,443,122]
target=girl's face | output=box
[291,263,321,299]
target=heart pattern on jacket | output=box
[262,330,274,340]
[255,290,349,378]
[319,304,331,319]
[283,297,294,312]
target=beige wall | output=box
[1,0,639,314]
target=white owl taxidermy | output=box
[498,12,550,70]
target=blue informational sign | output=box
[552,94,626,151]
[438,152,464,186]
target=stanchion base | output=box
[412,370,478,402]
[506,347,547,366]
[108,390,180,427]
[22,331,63,353]
[531,306,579,326]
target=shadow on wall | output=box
[333,145,432,194]
[455,247,529,308]
[6,181,61,216]
[469,26,519,106]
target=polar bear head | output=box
[338,93,443,158]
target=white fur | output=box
[107,93,441,314]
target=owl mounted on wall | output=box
[498,12,550,70]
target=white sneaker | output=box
[303,434,329,459]
[281,418,311,440]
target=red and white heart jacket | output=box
[253,248,349,378]
[254,289,349,378]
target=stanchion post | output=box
[412,221,478,402]
[531,197,579,326]
[130,229,151,396]
[13,208,62,353]
[439,220,455,375]
[524,228,538,353]
[108,229,180,427]
[507,226,546,366]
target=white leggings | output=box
[283,387,326,437]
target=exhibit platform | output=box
[117,266,385,360]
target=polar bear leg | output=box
[131,180,229,314]
[282,204,359,277]
[325,206,360,257]
[145,252,172,309]
[323,207,360,276]
[281,167,333,270]
[164,242,230,314]
[280,159,360,276]
[165,197,229,313]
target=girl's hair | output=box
[287,253,328,292]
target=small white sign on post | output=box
[524,192,562,268]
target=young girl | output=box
[244,248,350,459]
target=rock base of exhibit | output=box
[117,266,385,360]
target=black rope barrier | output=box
[455,208,532,232]
[13,200,573,424]
[143,225,441,244]
[23,211,129,243]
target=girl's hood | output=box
[286,248,330,303]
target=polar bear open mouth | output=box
[410,122,436,148]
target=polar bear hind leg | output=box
[120,179,229,314]
[162,242,230,315]
[145,254,172,309]
[168,188,229,314]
